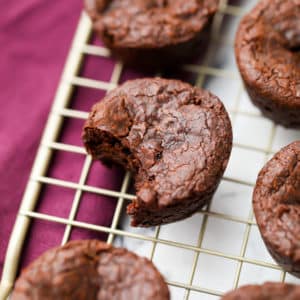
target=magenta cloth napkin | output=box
[0,0,125,277]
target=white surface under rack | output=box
[1,0,300,299]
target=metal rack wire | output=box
[1,1,300,299]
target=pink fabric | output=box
[0,1,124,276]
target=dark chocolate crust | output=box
[85,0,219,68]
[235,0,300,128]
[253,141,300,278]
[222,282,300,300]
[11,240,170,300]
[83,78,232,227]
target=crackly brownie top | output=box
[84,78,232,208]
[253,141,300,262]
[11,240,169,300]
[222,282,300,300]
[235,0,300,107]
[85,0,219,47]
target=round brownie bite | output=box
[83,78,232,227]
[235,0,300,128]
[11,240,170,300]
[84,0,220,69]
[222,282,300,300]
[253,141,300,277]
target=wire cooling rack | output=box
[1,0,300,299]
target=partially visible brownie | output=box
[253,141,300,277]
[222,282,300,300]
[235,0,300,128]
[83,78,232,227]
[85,0,219,69]
[11,240,170,300]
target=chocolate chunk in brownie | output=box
[83,78,232,227]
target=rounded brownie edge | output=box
[235,0,300,128]
[253,141,300,278]
[84,0,220,69]
[221,282,300,300]
[11,240,170,300]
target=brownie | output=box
[235,0,300,128]
[253,141,300,277]
[84,0,219,69]
[11,240,170,299]
[83,78,232,227]
[222,282,300,300]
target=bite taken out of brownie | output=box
[83,78,232,227]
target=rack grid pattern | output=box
[1,1,300,299]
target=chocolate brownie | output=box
[253,141,300,277]
[222,282,300,300]
[11,240,170,299]
[85,0,219,69]
[83,78,232,227]
[235,0,300,128]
